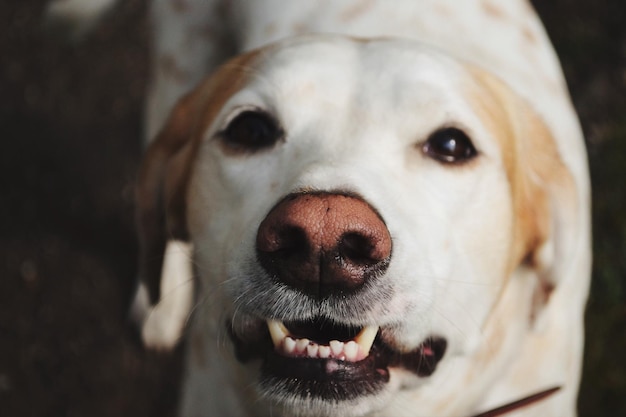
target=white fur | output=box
[131,240,194,350]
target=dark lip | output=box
[228,318,447,401]
[261,346,390,401]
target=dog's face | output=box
[137,36,574,416]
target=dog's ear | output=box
[469,68,580,315]
[135,90,200,307]
[132,50,263,348]
[131,87,205,349]
[136,49,263,307]
[510,103,578,313]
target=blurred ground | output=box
[0,1,624,416]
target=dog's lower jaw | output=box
[221,315,448,417]
[180,319,421,417]
[258,386,398,417]
[179,337,391,417]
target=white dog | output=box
[49,1,591,416]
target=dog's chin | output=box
[228,315,447,413]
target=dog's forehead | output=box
[247,37,471,114]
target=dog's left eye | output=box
[221,110,283,151]
[422,127,477,163]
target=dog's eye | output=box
[221,110,283,151]
[423,128,477,163]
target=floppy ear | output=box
[136,48,264,307]
[129,89,202,349]
[135,90,201,307]
[510,104,578,317]
[131,50,263,348]
[470,69,579,316]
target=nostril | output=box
[257,222,314,268]
[269,226,309,259]
[340,233,379,266]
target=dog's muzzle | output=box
[228,192,447,401]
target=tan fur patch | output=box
[292,22,309,34]
[434,3,453,17]
[482,1,505,19]
[465,65,576,296]
[523,26,538,44]
[340,0,375,22]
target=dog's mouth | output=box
[267,319,379,363]
[229,316,447,401]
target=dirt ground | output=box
[1,1,625,416]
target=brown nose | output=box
[256,192,392,298]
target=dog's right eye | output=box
[221,110,283,152]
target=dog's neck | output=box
[470,386,561,417]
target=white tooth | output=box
[318,345,331,358]
[284,337,296,354]
[296,338,310,354]
[344,341,358,361]
[354,326,378,356]
[306,343,319,358]
[329,340,344,357]
[267,320,289,348]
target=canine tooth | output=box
[296,338,310,354]
[318,345,331,358]
[354,326,378,356]
[344,341,358,361]
[306,344,319,358]
[267,320,289,348]
[329,340,344,357]
[284,337,296,354]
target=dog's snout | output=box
[256,193,392,297]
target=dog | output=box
[48,0,592,416]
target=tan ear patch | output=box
[135,49,264,305]
[466,67,577,298]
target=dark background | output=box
[1,1,624,416]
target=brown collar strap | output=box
[469,386,562,417]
